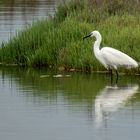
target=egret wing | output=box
[100,47,138,68]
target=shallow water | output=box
[0,0,56,43]
[1,67,140,140]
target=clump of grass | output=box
[0,0,140,73]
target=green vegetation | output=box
[0,0,140,73]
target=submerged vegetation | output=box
[0,0,140,73]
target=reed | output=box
[0,0,140,73]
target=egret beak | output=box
[83,33,92,40]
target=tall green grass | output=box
[0,0,140,72]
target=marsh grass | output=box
[0,0,140,73]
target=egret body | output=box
[84,30,138,81]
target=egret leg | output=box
[110,69,113,84]
[115,70,119,84]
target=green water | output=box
[1,67,140,140]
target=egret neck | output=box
[93,33,102,56]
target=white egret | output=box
[83,30,138,81]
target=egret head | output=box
[83,30,101,40]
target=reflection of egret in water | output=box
[95,84,139,128]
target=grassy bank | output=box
[0,0,140,73]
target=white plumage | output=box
[97,47,138,70]
[84,30,138,71]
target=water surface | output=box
[0,67,140,140]
[0,0,57,43]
